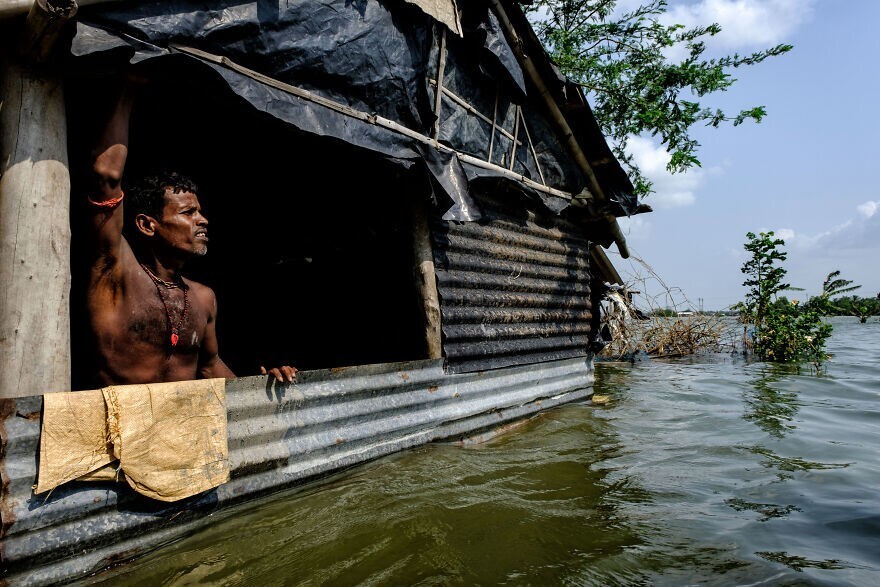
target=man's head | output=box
[128,171,210,257]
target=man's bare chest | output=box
[123,292,206,352]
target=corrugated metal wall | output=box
[433,193,593,372]
[0,357,593,586]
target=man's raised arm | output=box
[87,78,138,268]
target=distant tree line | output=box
[801,294,880,323]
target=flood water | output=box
[89,317,879,586]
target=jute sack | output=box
[103,379,230,501]
[36,378,229,502]
[35,389,114,494]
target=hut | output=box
[0,1,648,584]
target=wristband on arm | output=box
[87,192,124,208]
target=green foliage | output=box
[738,231,789,325]
[802,270,862,315]
[809,294,880,323]
[759,303,832,365]
[821,270,861,298]
[527,0,792,196]
[737,232,832,366]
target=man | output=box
[86,76,295,385]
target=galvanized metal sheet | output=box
[433,193,593,373]
[0,356,592,585]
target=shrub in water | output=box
[736,231,833,366]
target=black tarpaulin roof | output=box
[67,0,639,222]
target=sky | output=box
[606,0,880,311]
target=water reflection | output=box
[742,365,801,438]
[725,497,801,521]
[747,445,850,473]
[756,551,848,572]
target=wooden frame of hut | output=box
[0,1,648,583]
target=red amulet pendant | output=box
[171,333,179,346]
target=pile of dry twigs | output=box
[596,255,736,360]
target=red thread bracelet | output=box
[88,192,124,208]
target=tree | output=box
[527,0,792,196]
[822,269,861,298]
[736,232,832,366]
[804,270,861,315]
[739,231,789,331]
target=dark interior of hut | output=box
[66,61,428,389]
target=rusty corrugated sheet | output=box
[0,356,592,586]
[433,193,593,372]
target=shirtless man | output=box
[86,77,295,385]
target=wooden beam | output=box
[0,59,72,397]
[409,196,443,360]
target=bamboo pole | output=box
[171,44,578,202]
[427,79,521,146]
[0,59,72,397]
[590,244,623,286]
[409,196,443,360]
[486,0,630,259]
[519,109,547,185]
[507,105,520,170]
[431,27,446,140]
[487,84,499,162]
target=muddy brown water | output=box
[82,317,880,586]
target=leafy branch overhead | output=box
[527,0,792,196]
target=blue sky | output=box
[609,0,880,311]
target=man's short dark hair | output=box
[127,171,199,220]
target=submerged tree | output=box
[527,0,792,196]
[739,231,789,332]
[737,232,832,366]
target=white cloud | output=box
[627,136,721,209]
[775,228,795,241]
[775,204,880,298]
[663,0,814,50]
[857,200,879,219]
[779,201,879,253]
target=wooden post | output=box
[0,57,72,397]
[18,0,78,63]
[410,197,443,360]
[1,0,117,21]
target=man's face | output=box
[153,189,210,256]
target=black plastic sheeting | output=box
[432,190,593,373]
[67,0,638,220]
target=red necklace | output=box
[141,264,189,348]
